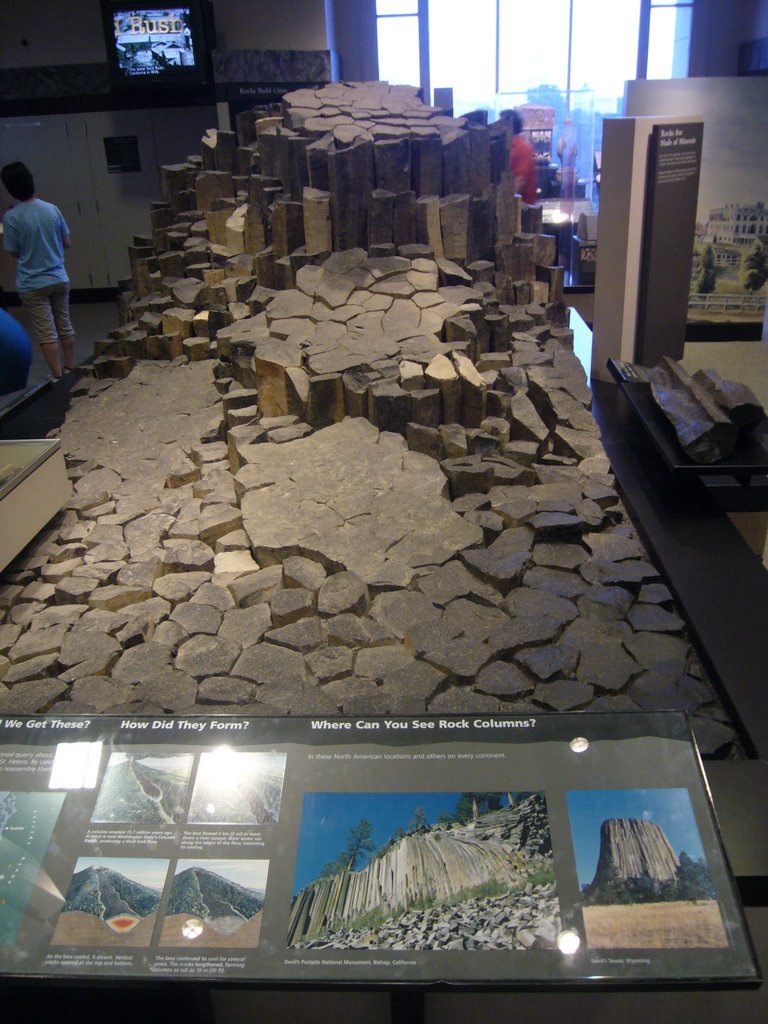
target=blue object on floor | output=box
[0,307,32,395]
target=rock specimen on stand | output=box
[691,367,765,430]
[648,357,738,463]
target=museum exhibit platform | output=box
[2,62,768,1022]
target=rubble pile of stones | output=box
[0,86,739,756]
[0,290,735,754]
[187,79,525,263]
[294,883,562,951]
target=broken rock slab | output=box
[239,418,482,579]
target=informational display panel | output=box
[0,713,757,987]
[635,122,703,366]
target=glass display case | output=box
[0,439,71,571]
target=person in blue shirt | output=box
[1,161,78,379]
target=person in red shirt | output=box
[505,109,538,206]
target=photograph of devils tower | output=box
[288,791,560,950]
[567,789,728,949]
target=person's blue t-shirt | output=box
[2,199,69,292]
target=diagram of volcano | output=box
[0,791,66,946]
[91,753,194,825]
[159,860,268,947]
[51,858,169,946]
[188,750,287,825]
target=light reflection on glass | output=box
[182,917,204,940]
[557,928,581,955]
[49,742,103,789]
[570,737,589,753]
[188,749,287,826]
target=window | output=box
[375,1,694,210]
[376,0,420,88]
[647,1,693,79]
[376,1,692,110]
[430,0,496,113]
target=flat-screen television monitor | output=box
[101,1,214,93]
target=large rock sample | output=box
[648,357,738,463]
[590,817,680,888]
[691,367,765,430]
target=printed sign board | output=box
[0,712,757,987]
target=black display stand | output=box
[591,376,768,914]
[606,359,768,487]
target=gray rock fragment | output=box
[69,676,134,710]
[134,669,199,711]
[317,572,369,616]
[270,588,316,626]
[355,644,417,681]
[649,357,737,463]
[533,679,593,710]
[306,646,356,683]
[175,635,241,677]
[473,660,531,697]
[423,638,492,681]
[624,632,689,673]
[218,605,272,647]
[627,604,685,633]
[197,677,261,705]
[0,679,69,713]
[326,613,393,648]
[171,603,223,635]
[162,540,215,574]
[265,617,327,652]
[283,556,327,592]
[428,687,501,712]
[112,642,174,683]
[515,642,578,681]
[232,643,308,686]
[8,624,70,664]
[576,642,639,692]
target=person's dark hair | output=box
[1,162,35,202]
[510,110,523,135]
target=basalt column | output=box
[328,134,375,251]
